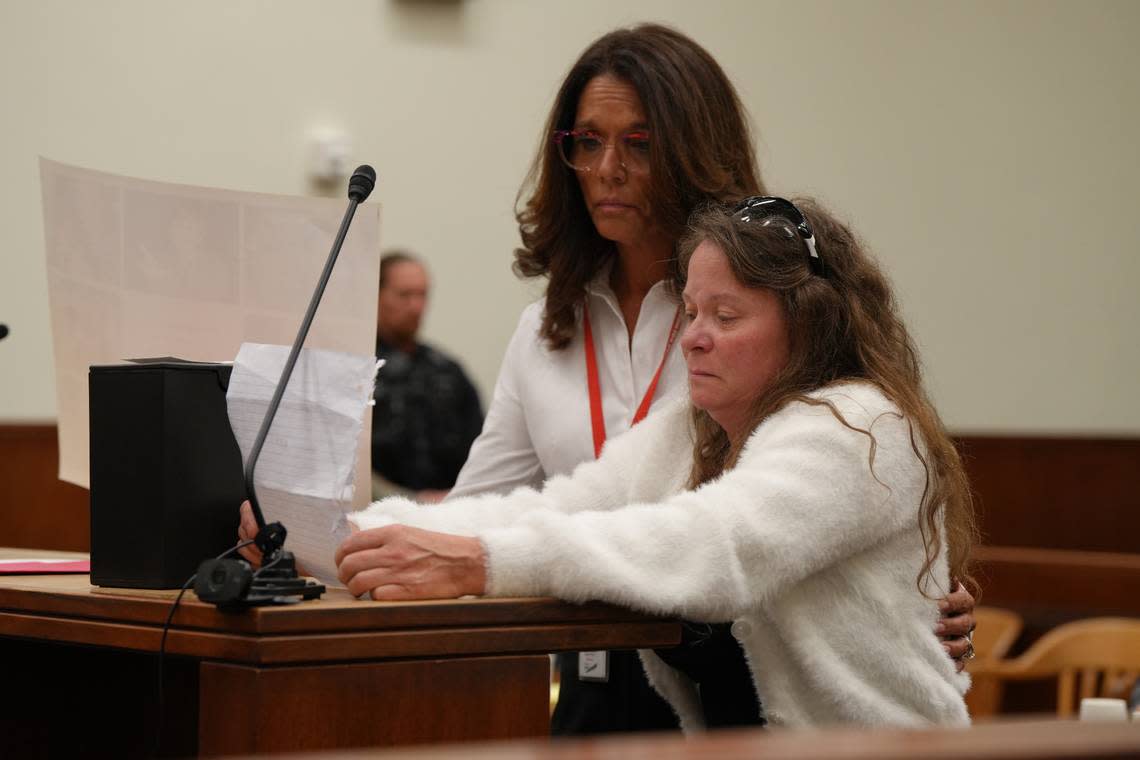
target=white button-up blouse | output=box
[450,271,687,497]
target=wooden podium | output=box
[0,567,679,757]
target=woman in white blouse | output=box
[449,24,758,499]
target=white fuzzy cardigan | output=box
[351,382,970,729]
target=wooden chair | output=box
[967,617,1140,717]
[964,606,1024,718]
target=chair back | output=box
[970,617,1140,717]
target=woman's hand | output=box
[236,500,263,568]
[936,580,977,672]
[335,524,487,601]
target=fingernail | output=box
[943,644,952,655]
[938,600,949,612]
[934,622,946,635]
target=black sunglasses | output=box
[731,196,825,277]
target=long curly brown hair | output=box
[673,199,977,596]
[514,23,765,349]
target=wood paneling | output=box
[974,546,1140,621]
[957,435,1140,553]
[199,657,549,755]
[0,424,88,550]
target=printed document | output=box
[226,343,381,586]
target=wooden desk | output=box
[354,717,1140,760]
[0,568,679,757]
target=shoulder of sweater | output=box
[742,381,907,452]
[805,381,902,423]
[734,381,926,497]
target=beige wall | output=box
[2,0,1137,434]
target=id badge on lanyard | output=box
[577,303,681,682]
[578,650,610,682]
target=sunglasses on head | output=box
[731,196,825,277]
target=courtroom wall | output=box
[2,0,1138,435]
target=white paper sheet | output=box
[226,343,381,586]
[40,158,381,502]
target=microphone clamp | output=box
[254,521,288,558]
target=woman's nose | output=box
[596,144,627,183]
[680,319,709,354]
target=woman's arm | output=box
[337,400,689,600]
[350,398,686,535]
[341,390,927,612]
[476,392,931,619]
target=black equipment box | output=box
[89,360,246,589]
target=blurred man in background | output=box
[371,251,483,502]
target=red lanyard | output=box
[583,302,683,459]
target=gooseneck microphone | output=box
[194,165,376,608]
[0,324,9,341]
[242,164,377,550]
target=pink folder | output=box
[0,559,91,574]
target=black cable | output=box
[154,540,254,756]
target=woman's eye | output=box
[716,313,737,324]
[574,134,603,152]
[625,132,650,152]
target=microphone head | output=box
[347,165,376,202]
[0,324,8,341]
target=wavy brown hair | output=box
[514,23,765,349]
[674,199,977,596]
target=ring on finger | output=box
[963,630,976,660]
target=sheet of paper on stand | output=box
[39,158,381,491]
[226,342,383,587]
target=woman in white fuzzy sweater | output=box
[335,196,977,729]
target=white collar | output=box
[583,257,671,319]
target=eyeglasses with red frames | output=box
[552,129,651,174]
[731,196,826,277]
